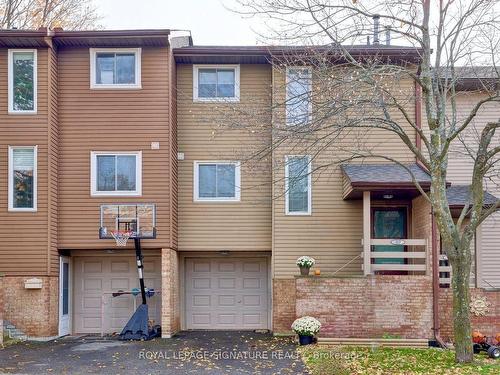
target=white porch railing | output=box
[362,238,429,275]
[439,254,452,286]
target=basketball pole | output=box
[134,238,147,305]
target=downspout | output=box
[415,80,447,348]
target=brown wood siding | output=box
[0,48,50,275]
[176,64,272,251]
[271,67,418,278]
[57,47,172,249]
[446,93,500,288]
[169,50,178,249]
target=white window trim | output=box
[285,66,312,126]
[90,151,142,196]
[285,155,312,215]
[193,64,240,102]
[89,48,142,89]
[8,49,37,114]
[8,145,38,212]
[193,161,241,202]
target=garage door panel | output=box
[74,256,161,334]
[185,257,269,330]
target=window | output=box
[90,48,141,89]
[285,156,311,215]
[91,152,142,196]
[194,161,241,201]
[8,146,37,211]
[193,65,240,101]
[286,67,312,125]
[8,49,37,114]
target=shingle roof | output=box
[341,163,431,185]
[446,185,499,208]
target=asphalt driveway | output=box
[0,331,308,374]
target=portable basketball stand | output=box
[118,238,161,340]
[99,204,160,340]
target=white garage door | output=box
[185,257,269,330]
[73,256,161,334]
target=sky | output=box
[95,0,261,46]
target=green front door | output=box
[372,207,407,264]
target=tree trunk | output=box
[451,255,473,363]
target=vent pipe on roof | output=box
[385,26,391,46]
[373,15,380,45]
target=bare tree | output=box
[212,0,500,363]
[0,0,100,30]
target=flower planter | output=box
[299,266,310,276]
[298,334,314,345]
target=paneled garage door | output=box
[185,257,269,330]
[73,256,161,334]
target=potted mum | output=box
[296,256,315,275]
[292,316,321,345]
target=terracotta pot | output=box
[299,266,310,276]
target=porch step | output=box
[3,321,28,342]
[317,337,429,348]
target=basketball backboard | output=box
[99,204,156,239]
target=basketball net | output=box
[111,230,133,247]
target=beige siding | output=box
[0,48,51,275]
[271,67,418,278]
[446,92,500,288]
[176,64,272,251]
[57,47,172,249]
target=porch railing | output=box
[362,238,429,275]
[439,254,452,286]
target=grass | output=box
[299,345,500,375]
[1,333,21,348]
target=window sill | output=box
[8,208,37,212]
[91,192,142,197]
[90,84,142,90]
[8,110,37,115]
[285,211,312,216]
[194,199,241,203]
[193,97,240,103]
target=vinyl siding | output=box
[0,48,51,275]
[176,64,272,252]
[271,67,418,278]
[446,92,500,288]
[57,47,172,249]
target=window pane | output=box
[116,155,136,191]
[62,262,69,315]
[217,164,236,197]
[96,53,115,84]
[288,157,309,212]
[217,70,235,97]
[115,54,135,84]
[198,164,217,197]
[286,68,311,125]
[198,69,217,98]
[97,155,116,191]
[12,148,34,208]
[12,52,34,111]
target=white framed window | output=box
[285,156,312,215]
[90,151,142,196]
[90,48,141,89]
[286,66,312,126]
[193,65,240,102]
[8,49,37,114]
[193,161,241,202]
[8,146,37,211]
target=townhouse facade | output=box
[0,28,498,341]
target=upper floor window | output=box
[8,146,37,211]
[90,48,141,89]
[90,151,142,196]
[194,161,241,201]
[285,156,311,215]
[193,65,240,102]
[286,67,312,126]
[8,49,37,114]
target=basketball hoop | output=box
[110,230,133,247]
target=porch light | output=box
[383,194,394,199]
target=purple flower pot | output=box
[298,334,314,345]
[299,267,310,276]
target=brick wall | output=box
[273,279,296,333]
[161,248,180,337]
[2,276,59,337]
[439,288,500,342]
[294,275,433,339]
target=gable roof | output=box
[446,185,499,208]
